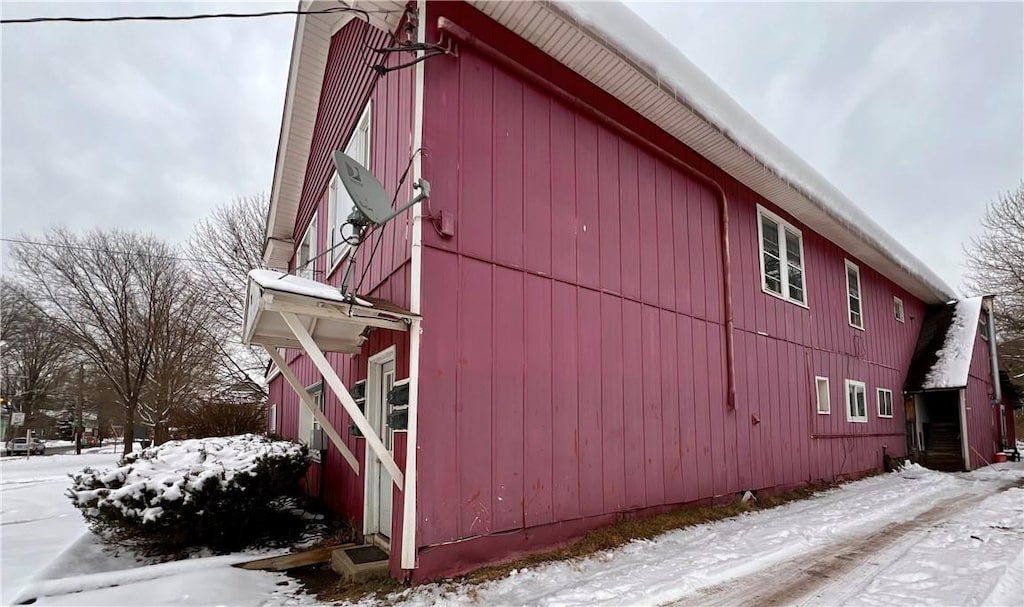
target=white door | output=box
[375,360,396,538]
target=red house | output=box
[244,0,1009,582]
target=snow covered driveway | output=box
[1,450,310,606]
[391,464,1024,607]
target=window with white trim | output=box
[328,103,372,272]
[757,206,806,305]
[815,376,830,414]
[979,311,989,341]
[299,381,325,462]
[268,403,277,435]
[893,297,904,323]
[845,379,867,423]
[877,388,893,418]
[845,260,863,329]
[296,214,318,280]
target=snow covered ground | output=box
[382,463,1024,607]
[1,450,310,606]
[4,451,1021,606]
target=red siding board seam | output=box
[436,16,738,412]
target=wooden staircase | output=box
[919,422,964,471]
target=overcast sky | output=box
[2,1,1022,289]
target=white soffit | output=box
[466,0,955,304]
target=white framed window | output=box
[296,214,318,280]
[268,404,278,435]
[845,260,863,330]
[979,311,989,341]
[893,297,905,323]
[815,376,831,414]
[877,388,894,418]
[328,102,372,273]
[845,379,867,423]
[299,381,325,462]
[756,205,806,306]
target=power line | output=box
[1,6,373,26]
[1,237,221,266]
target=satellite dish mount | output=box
[332,150,430,294]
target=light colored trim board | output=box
[815,376,830,415]
[845,379,868,423]
[959,388,970,470]
[755,204,808,308]
[401,0,427,571]
[845,260,864,330]
[279,312,404,487]
[264,345,359,473]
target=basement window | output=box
[815,376,830,414]
[757,205,806,306]
[894,297,905,323]
[877,388,894,418]
[845,260,863,330]
[845,379,867,423]
[300,381,325,463]
[269,403,278,435]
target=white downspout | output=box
[401,0,426,572]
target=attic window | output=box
[894,297,905,323]
[757,205,806,306]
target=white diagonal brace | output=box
[264,345,360,474]
[280,311,405,488]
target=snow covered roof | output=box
[905,297,985,392]
[267,0,956,303]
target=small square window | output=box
[893,297,904,323]
[877,388,894,418]
[815,377,830,414]
[845,379,867,423]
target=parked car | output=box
[6,438,45,456]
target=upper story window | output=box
[757,205,806,306]
[845,260,863,329]
[815,376,831,415]
[296,214,318,280]
[893,297,905,323]
[328,102,372,272]
[979,311,989,341]
[845,379,867,423]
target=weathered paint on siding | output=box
[415,2,929,571]
[270,17,418,578]
[965,324,996,469]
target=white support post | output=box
[264,345,360,474]
[280,311,405,488]
[400,318,422,569]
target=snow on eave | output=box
[248,269,349,304]
[921,297,984,390]
[547,1,957,302]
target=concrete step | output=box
[330,544,390,583]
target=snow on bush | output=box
[68,434,310,551]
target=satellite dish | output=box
[333,150,430,228]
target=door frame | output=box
[363,345,396,545]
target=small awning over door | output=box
[242,269,417,488]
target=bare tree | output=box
[187,194,270,394]
[139,277,221,445]
[0,280,74,429]
[965,182,1024,336]
[10,229,190,454]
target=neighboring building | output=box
[246,1,1007,582]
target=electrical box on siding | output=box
[388,378,410,407]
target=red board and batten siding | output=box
[965,326,996,469]
[267,18,419,577]
[414,1,926,578]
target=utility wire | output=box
[1,237,223,266]
[0,6,374,25]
